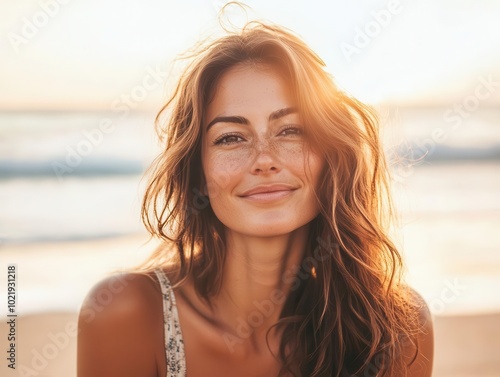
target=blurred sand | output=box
[1,311,499,377]
[0,235,499,376]
[1,312,78,377]
[433,313,500,377]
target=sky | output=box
[1,0,500,110]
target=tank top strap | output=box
[154,268,187,377]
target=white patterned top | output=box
[154,269,187,377]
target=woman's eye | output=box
[214,134,245,145]
[279,126,303,137]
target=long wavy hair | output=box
[141,21,421,377]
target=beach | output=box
[2,311,500,377]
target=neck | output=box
[211,224,310,347]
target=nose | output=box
[250,139,281,175]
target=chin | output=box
[228,214,315,238]
[243,224,296,238]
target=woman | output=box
[77,22,433,377]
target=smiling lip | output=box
[239,184,297,202]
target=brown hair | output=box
[141,21,421,376]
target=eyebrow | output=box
[205,106,297,131]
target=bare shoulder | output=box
[78,272,161,322]
[77,272,164,377]
[402,287,434,377]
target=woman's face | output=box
[201,63,324,237]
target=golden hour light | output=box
[1,2,499,377]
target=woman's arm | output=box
[77,273,162,377]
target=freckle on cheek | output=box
[210,141,307,185]
[270,141,305,164]
[211,152,249,188]
[223,153,249,172]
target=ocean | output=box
[0,111,156,243]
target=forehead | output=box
[205,63,294,122]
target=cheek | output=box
[308,152,324,183]
[280,142,323,182]
[269,140,305,165]
[303,150,325,192]
[203,150,249,198]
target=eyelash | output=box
[279,124,303,137]
[213,132,244,145]
[212,125,304,145]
